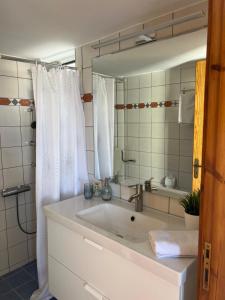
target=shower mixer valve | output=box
[2,185,31,197]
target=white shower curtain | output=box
[93,75,115,180]
[31,66,88,300]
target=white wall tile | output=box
[22,146,34,165]
[165,155,179,171]
[0,60,17,77]
[165,67,180,84]
[139,124,151,138]
[3,167,24,188]
[87,151,94,174]
[28,238,36,261]
[152,71,165,86]
[85,127,94,151]
[0,230,7,251]
[152,138,164,154]
[152,153,164,169]
[20,107,32,126]
[83,67,92,93]
[2,147,22,168]
[165,123,179,139]
[0,195,5,211]
[140,166,151,180]
[152,108,165,123]
[140,87,151,103]
[116,90,124,104]
[180,139,193,156]
[0,250,9,271]
[7,226,27,247]
[0,77,18,98]
[0,106,20,126]
[127,89,139,104]
[152,86,165,101]
[84,102,93,126]
[125,137,139,151]
[179,156,193,173]
[140,73,151,88]
[5,205,26,228]
[181,67,196,82]
[127,124,139,137]
[0,127,21,147]
[139,108,151,123]
[165,84,180,100]
[23,165,35,184]
[180,124,194,140]
[152,123,164,138]
[17,62,32,79]
[21,127,34,146]
[0,211,6,231]
[82,45,99,68]
[139,138,151,152]
[165,139,179,155]
[151,167,164,184]
[18,79,33,99]
[126,110,139,123]
[179,172,192,191]
[165,107,178,122]
[127,76,139,89]
[8,241,28,266]
[139,152,151,167]
[26,202,36,222]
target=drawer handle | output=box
[84,283,103,300]
[83,238,103,250]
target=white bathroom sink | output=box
[76,203,167,243]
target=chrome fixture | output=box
[91,11,205,49]
[128,184,143,212]
[121,150,136,163]
[144,177,157,192]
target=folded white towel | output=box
[178,91,195,124]
[149,230,198,258]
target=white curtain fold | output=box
[31,66,88,300]
[93,75,115,180]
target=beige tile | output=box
[165,139,179,155]
[21,127,34,146]
[125,137,139,151]
[165,84,180,100]
[75,47,82,69]
[152,108,165,123]
[139,124,151,138]
[151,167,165,184]
[5,193,25,209]
[20,106,32,126]
[180,124,194,140]
[165,123,179,139]
[0,127,21,147]
[169,198,184,217]
[116,89,125,104]
[165,107,178,122]
[165,155,179,171]
[139,152,151,167]
[28,238,36,261]
[152,153,164,169]
[179,156,193,173]
[0,195,5,211]
[180,139,193,157]
[22,146,35,165]
[179,171,192,191]
[152,123,164,138]
[127,76,140,90]
[26,202,36,222]
[140,108,151,123]
[152,86,165,101]
[127,89,139,104]
[23,165,35,184]
[127,124,139,137]
[0,211,6,232]
[181,67,196,82]
[140,166,151,180]
[139,138,151,152]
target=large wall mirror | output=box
[92,29,207,195]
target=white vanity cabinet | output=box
[47,218,184,300]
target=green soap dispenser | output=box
[101,178,112,201]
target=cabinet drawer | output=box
[49,256,108,300]
[48,219,179,300]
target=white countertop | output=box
[44,195,197,287]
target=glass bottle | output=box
[101,178,112,201]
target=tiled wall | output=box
[114,62,195,191]
[0,60,36,276]
[77,1,208,216]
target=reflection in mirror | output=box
[93,29,207,193]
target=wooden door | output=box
[192,60,206,191]
[198,0,225,299]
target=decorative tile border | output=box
[0,98,33,106]
[82,93,93,102]
[115,100,178,110]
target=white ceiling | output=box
[0,0,201,59]
[93,29,207,76]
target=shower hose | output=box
[16,194,36,235]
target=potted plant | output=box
[180,189,200,230]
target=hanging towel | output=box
[149,230,198,258]
[178,91,195,124]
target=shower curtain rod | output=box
[0,54,77,70]
[93,72,114,78]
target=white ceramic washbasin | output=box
[76,203,167,243]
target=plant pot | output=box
[184,212,199,230]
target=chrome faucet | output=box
[128,184,143,212]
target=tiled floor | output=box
[0,261,57,300]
